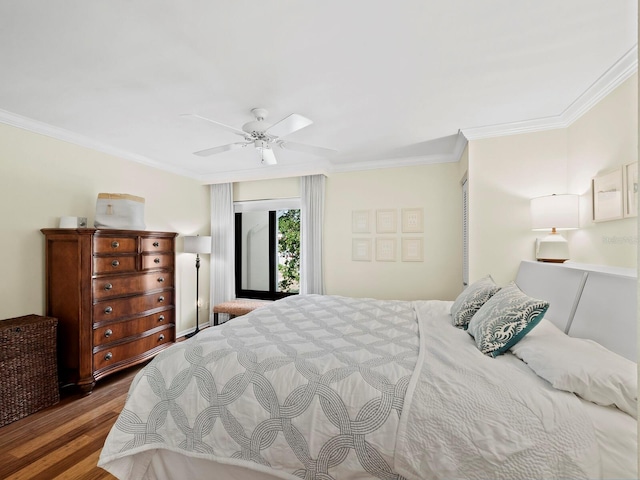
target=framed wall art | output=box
[401,237,423,262]
[401,208,424,233]
[352,210,371,233]
[592,168,624,222]
[376,209,397,233]
[375,238,397,261]
[352,238,372,261]
[624,162,638,218]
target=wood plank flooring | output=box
[0,366,140,480]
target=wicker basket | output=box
[0,315,59,427]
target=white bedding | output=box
[99,295,638,480]
[394,300,636,480]
[99,295,419,479]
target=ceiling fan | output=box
[184,108,337,165]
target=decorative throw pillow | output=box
[467,282,549,357]
[450,275,500,329]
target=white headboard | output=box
[515,261,587,332]
[515,260,637,362]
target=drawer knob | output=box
[158,334,165,341]
[158,315,165,322]
[158,296,165,303]
[157,277,164,283]
[104,329,113,338]
[111,260,120,268]
[111,241,119,249]
[104,352,113,361]
[104,283,113,290]
[153,241,160,247]
[104,306,113,314]
[154,257,161,264]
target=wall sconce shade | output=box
[530,194,579,263]
[183,235,212,254]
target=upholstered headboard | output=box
[515,260,637,362]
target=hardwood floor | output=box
[0,366,141,480]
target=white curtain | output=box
[210,183,235,312]
[300,174,325,294]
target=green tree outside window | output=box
[277,210,300,293]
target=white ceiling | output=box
[0,1,637,184]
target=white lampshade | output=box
[183,235,212,254]
[530,194,579,231]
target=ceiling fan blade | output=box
[181,113,247,137]
[279,141,338,157]
[265,113,313,138]
[193,142,247,157]
[259,146,278,165]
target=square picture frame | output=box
[352,238,372,261]
[592,167,624,222]
[401,207,424,233]
[624,162,638,218]
[375,237,397,262]
[352,210,371,233]
[376,209,397,233]
[401,237,423,262]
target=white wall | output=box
[468,129,569,285]
[324,163,462,300]
[567,73,638,267]
[0,123,211,333]
[234,177,300,202]
[468,73,638,287]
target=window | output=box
[234,199,301,300]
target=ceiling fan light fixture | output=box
[254,140,268,150]
[255,141,277,165]
[187,107,336,166]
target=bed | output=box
[99,260,638,479]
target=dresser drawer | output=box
[94,237,137,253]
[93,272,174,300]
[141,237,173,252]
[93,255,137,274]
[141,253,174,271]
[94,291,174,321]
[93,310,173,346]
[93,327,173,371]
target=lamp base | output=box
[535,234,570,263]
[536,258,567,263]
[185,326,200,339]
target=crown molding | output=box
[0,109,199,179]
[561,45,638,125]
[329,131,468,174]
[462,44,638,141]
[2,40,634,182]
[200,131,469,183]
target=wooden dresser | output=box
[41,228,177,393]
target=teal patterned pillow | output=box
[467,282,549,357]
[450,275,500,329]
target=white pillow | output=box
[511,319,638,419]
